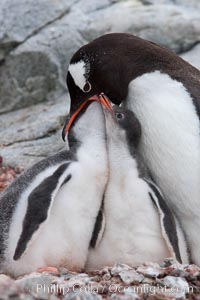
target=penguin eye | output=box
[116,112,125,121]
[83,81,92,93]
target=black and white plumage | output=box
[66,33,200,265]
[86,107,189,271]
[0,101,108,277]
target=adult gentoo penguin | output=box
[65,33,200,265]
[0,100,110,277]
[86,106,189,271]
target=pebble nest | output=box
[0,259,200,300]
[0,156,22,192]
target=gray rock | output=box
[84,1,200,53]
[0,96,68,169]
[110,287,142,300]
[0,131,65,169]
[67,291,102,300]
[73,0,111,13]
[181,43,200,70]
[0,274,20,299]
[1,0,200,169]
[0,261,199,299]
[111,263,132,276]
[16,272,56,300]
[162,276,190,298]
[137,263,161,278]
[119,270,144,285]
[0,96,68,145]
[123,287,141,299]
[0,6,88,113]
[1,0,200,112]
[0,0,74,60]
[174,0,200,9]
[0,51,60,113]
[66,273,91,288]
[160,257,180,268]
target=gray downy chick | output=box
[0,101,108,277]
[86,106,189,271]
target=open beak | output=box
[62,93,112,141]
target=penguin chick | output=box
[86,106,189,271]
[0,101,108,277]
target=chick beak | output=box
[98,93,113,111]
[62,93,112,141]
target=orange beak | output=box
[62,93,112,141]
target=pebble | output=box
[163,276,190,298]
[0,261,200,299]
[111,264,132,276]
[137,263,161,278]
[119,270,144,285]
[0,165,22,192]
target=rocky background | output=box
[0,0,200,299]
[0,0,200,170]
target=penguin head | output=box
[66,33,166,124]
[67,34,129,113]
[105,105,142,149]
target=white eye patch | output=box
[68,60,90,91]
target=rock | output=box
[174,0,200,9]
[0,95,68,146]
[0,274,35,299]
[111,293,140,300]
[1,0,200,169]
[181,43,200,70]
[162,276,190,298]
[0,5,87,112]
[184,264,200,277]
[0,261,200,299]
[0,166,21,192]
[0,95,68,169]
[124,288,141,299]
[0,0,74,60]
[0,51,60,113]
[0,130,65,170]
[0,9,86,113]
[119,270,144,285]
[16,272,56,300]
[67,291,102,300]
[160,257,180,268]
[66,273,91,287]
[1,0,200,112]
[137,263,161,278]
[0,274,21,299]
[84,1,200,53]
[73,0,111,14]
[111,264,132,276]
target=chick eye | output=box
[83,81,91,93]
[116,112,124,120]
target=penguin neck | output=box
[82,134,106,157]
[107,132,139,178]
[69,129,107,165]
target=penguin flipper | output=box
[13,163,71,261]
[90,203,105,249]
[146,180,187,263]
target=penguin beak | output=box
[62,93,112,141]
